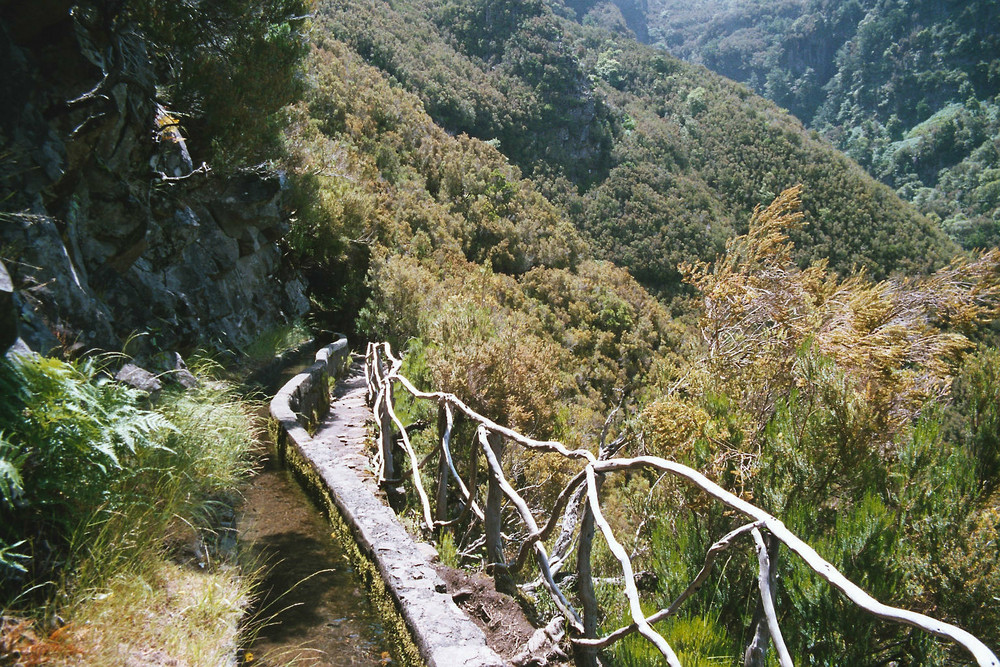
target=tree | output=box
[120,0,312,165]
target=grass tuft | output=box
[1,353,263,666]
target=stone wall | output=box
[270,337,351,433]
[270,339,506,667]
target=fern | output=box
[0,433,26,509]
[1,353,182,597]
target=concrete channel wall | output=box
[270,336,505,667]
[270,337,350,432]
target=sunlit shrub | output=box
[0,353,258,614]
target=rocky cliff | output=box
[0,2,308,357]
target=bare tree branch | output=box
[750,527,792,667]
[585,466,682,666]
[476,426,584,633]
[576,520,762,649]
[591,456,999,667]
[439,402,485,522]
[364,342,1000,667]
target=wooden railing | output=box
[364,341,999,667]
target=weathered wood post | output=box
[744,531,781,667]
[573,430,625,667]
[365,342,376,405]
[484,429,504,568]
[573,472,602,667]
[464,424,479,518]
[435,400,450,523]
[484,429,517,595]
[377,354,396,484]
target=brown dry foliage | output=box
[681,185,1000,445]
[0,618,81,666]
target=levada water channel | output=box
[239,352,392,666]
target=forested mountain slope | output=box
[644,0,1000,250]
[289,5,1000,663]
[287,0,969,445]
[311,0,955,296]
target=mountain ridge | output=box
[642,0,1000,250]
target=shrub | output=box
[0,354,174,593]
[0,352,258,615]
[121,0,312,166]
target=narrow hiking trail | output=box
[252,353,540,665]
[312,361,381,494]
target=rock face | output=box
[0,260,17,353]
[567,0,649,42]
[0,4,308,355]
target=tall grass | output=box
[241,320,313,366]
[608,613,734,667]
[0,352,263,666]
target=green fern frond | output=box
[0,539,29,574]
[0,433,27,509]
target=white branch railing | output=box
[364,341,999,667]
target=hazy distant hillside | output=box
[313,0,954,296]
[644,0,1000,249]
[646,0,859,122]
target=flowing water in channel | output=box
[239,360,391,666]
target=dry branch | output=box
[591,456,1000,667]
[576,520,762,649]
[476,426,584,633]
[365,342,1000,667]
[512,468,587,573]
[439,402,485,522]
[750,527,792,667]
[584,466,682,666]
[383,379,437,530]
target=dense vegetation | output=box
[645,0,1000,250]
[121,0,311,166]
[283,1,1000,662]
[0,353,259,664]
[285,34,675,441]
[622,188,1000,664]
[5,0,999,664]
[307,0,955,298]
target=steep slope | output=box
[284,36,675,440]
[286,26,1000,663]
[644,0,1000,250]
[646,0,861,122]
[288,0,973,445]
[312,0,955,297]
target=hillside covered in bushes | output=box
[307,0,955,298]
[642,0,1000,250]
[282,2,1000,662]
[2,0,999,664]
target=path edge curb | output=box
[270,335,507,667]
